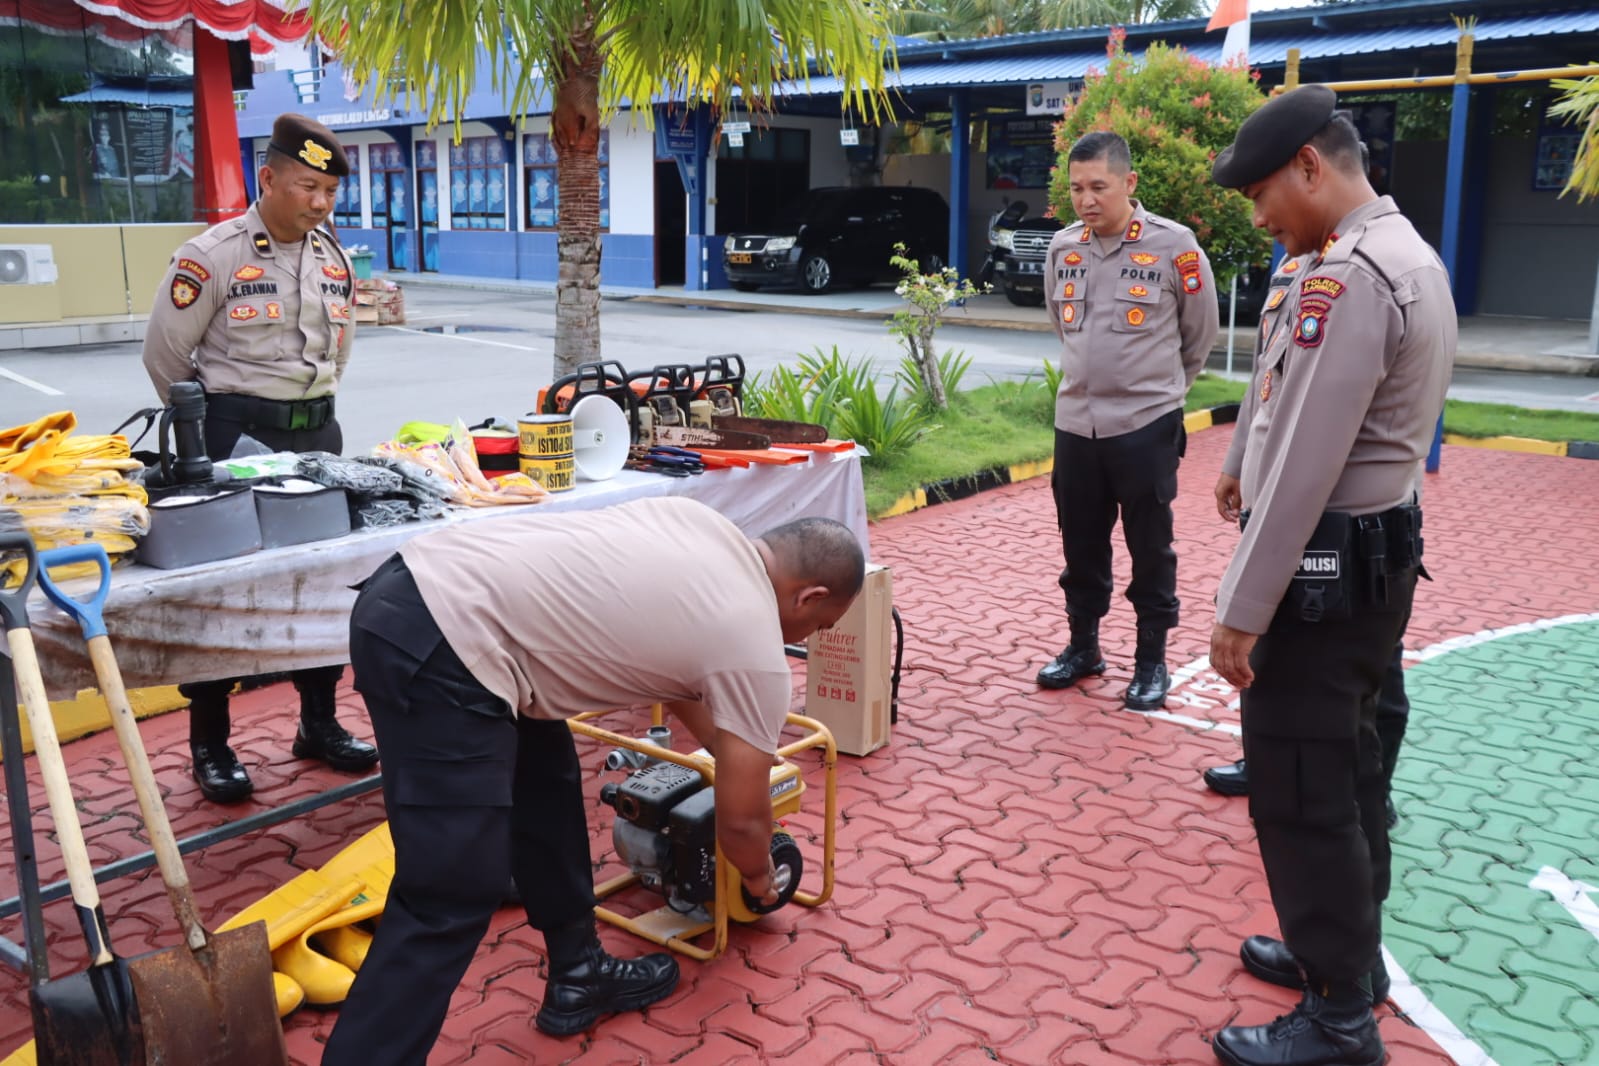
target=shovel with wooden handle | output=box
[0,532,142,1066]
[35,543,287,1066]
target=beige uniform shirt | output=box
[1218,196,1457,633]
[400,497,795,754]
[142,202,355,404]
[1044,202,1219,437]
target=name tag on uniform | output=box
[1294,551,1340,579]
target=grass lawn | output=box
[860,372,1599,518]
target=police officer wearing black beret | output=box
[1206,85,1456,1066]
[143,114,376,803]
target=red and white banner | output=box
[1207,0,1250,67]
[0,0,312,51]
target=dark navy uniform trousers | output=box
[1051,407,1185,632]
[1241,569,1417,985]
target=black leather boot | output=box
[185,686,253,804]
[1213,979,1384,1066]
[1124,627,1170,710]
[1204,758,1250,796]
[1240,936,1391,1004]
[535,917,679,1036]
[1037,616,1106,689]
[291,672,379,772]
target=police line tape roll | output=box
[518,413,574,492]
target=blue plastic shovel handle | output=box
[36,543,112,641]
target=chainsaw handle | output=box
[36,543,113,641]
[0,532,39,631]
[542,360,630,414]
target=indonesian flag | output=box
[1207,0,1250,67]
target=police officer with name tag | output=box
[1206,86,1455,1066]
[142,113,376,803]
[1037,131,1219,710]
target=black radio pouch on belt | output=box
[1290,511,1356,622]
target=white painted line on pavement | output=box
[1383,947,1501,1066]
[1529,866,1599,946]
[0,365,64,395]
[382,325,538,352]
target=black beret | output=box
[269,113,350,178]
[1212,85,1337,189]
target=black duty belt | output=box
[1240,502,1425,622]
[205,392,335,432]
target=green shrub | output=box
[833,380,937,460]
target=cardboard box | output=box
[804,564,893,756]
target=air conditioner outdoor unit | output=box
[0,245,58,285]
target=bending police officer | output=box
[1038,132,1219,709]
[321,498,864,1064]
[141,113,376,803]
[1207,86,1455,1066]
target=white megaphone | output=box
[570,394,630,481]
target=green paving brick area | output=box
[1391,620,1599,1066]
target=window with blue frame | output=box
[449,135,507,230]
[522,130,609,230]
[333,144,361,227]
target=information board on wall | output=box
[986,117,1057,190]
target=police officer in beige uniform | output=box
[322,499,864,1064]
[1203,244,1411,828]
[1207,86,1455,1066]
[1038,131,1218,710]
[142,113,376,803]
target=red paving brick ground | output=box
[2,425,1597,1064]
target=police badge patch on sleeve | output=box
[1175,250,1203,295]
[170,276,201,309]
[1294,298,1331,348]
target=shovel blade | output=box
[126,922,286,1066]
[31,960,144,1066]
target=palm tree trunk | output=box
[550,22,604,379]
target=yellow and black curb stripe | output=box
[1442,434,1599,460]
[878,403,1242,520]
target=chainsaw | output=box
[688,354,828,444]
[633,365,775,449]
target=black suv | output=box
[722,186,950,294]
[981,201,1064,307]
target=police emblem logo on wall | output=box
[1295,300,1330,348]
[170,276,200,309]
